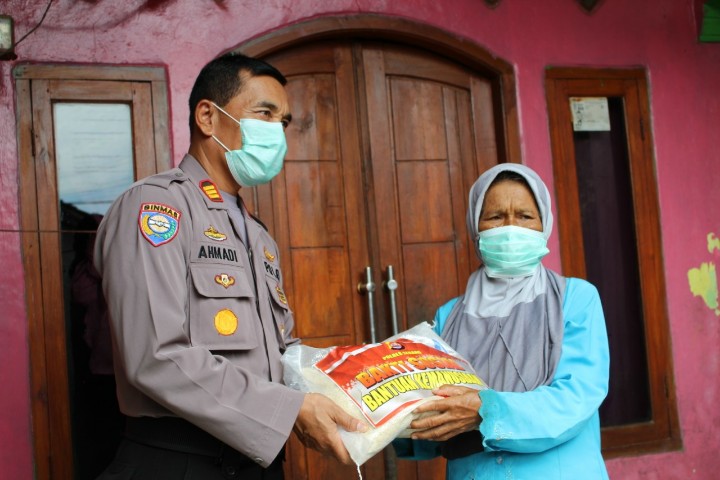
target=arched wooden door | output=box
[242,33,513,480]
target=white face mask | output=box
[211,102,287,187]
[477,225,549,278]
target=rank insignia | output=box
[215,273,235,288]
[204,225,227,241]
[276,285,288,304]
[264,247,276,262]
[214,309,238,335]
[200,179,222,202]
[139,203,180,247]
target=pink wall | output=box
[1,0,718,478]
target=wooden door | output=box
[259,41,501,480]
[16,66,170,480]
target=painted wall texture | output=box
[1,0,719,478]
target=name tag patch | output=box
[198,245,238,262]
[139,203,180,247]
[264,260,280,280]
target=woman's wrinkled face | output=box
[478,180,542,233]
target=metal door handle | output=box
[357,266,378,343]
[383,265,400,336]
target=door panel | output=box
[363,44,497,334]
[262,43,371,480]
[264,41,501,479]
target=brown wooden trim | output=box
[235,14,522,167]
[544,67,681,458]
[13,64,167,81]
[544,78,587,278]
[17,77,51,480]
[133,82,157,180]
[238,15,510,74]
[40,231,73,478]
[546,67,646,80]
[151,80,173,171]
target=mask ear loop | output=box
[211,134,231,153]
[209,102,240,153]
[210,101,242,126]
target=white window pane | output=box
[54,103,135,217]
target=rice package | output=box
[282,322,487,467]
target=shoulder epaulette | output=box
[143,168,188,189]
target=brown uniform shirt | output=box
[94,155,304,467]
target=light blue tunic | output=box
[394,277,610,480]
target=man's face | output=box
[214,74,292,154]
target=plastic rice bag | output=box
[281,322,487,467]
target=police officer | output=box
[94,53,366,480]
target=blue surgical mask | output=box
[211,102,287,187]
[477,225,549,278]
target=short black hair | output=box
[188,53,287,134]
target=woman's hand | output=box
[409,385,482,441]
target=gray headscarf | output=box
[440,163,565,393]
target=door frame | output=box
[14,64,170,480]
[234,14,521,167]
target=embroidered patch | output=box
[214,309,238,335]
[215,273,235,288]
[204,225,227,241]
[264,247,276,262]
[264,260,280,280]
[200,180,222,202]
[198,245,238,262]
[138,203,180,247]
[276,285,288,305]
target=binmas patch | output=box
[138,203,181,246]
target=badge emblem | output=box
[276,285,288,305]
[264,247,276,262]
[200,179,222,202]
[138,203,180,247]
[215,274,235,288]
[204,225,227,241]
[214,309,238,335]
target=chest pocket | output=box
[189,263,259,351]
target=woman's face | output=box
[478,180,543,233]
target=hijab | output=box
[441,163,566,393]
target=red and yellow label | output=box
[200,179,222,202]
[314,339,484,427]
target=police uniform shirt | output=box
[94,154,304,467]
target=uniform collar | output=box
[179,154,267,246]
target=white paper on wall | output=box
[570,97,611,132]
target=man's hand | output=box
[408,385,482,441]
[293,393,368,464]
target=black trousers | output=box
[96,417,284,480]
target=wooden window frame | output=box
[14,64,171,480]
[545,67,681,458]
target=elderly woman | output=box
[394,163,610,479]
